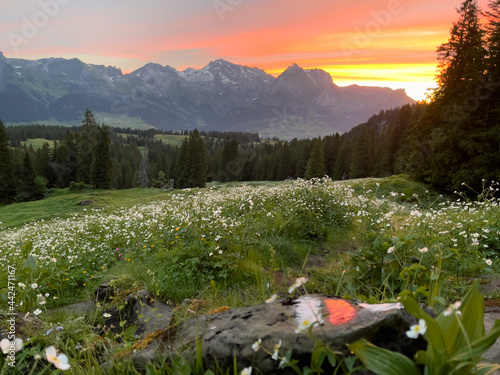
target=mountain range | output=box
[0,52,415,138]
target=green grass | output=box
[93,112,152,130]
[0,183,282,229]
[21,138,55,150]
[1,176,498,374]
[5,118,81,127]
[0,188,174,229]
[117,132,139,139]
[6,113,152,131]
[347,174,432,197]
[153,134,188,147]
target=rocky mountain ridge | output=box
[0,53,415,138]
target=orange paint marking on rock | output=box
[324,299,357,325]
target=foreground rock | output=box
[94,282,174,338]
[132,295,426,373]
[485,306,500,366]
[0,312,43,341]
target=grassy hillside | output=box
[6,112,153,131]
[21,138,55,150]
[15,133,188,154]
[0,188,174,229]
[1,175,498,374]
[5,118,81,127]
[93,112,152,130]
[153,133,188,146]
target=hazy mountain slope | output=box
[0,52,415,138]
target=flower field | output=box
[0,176,499,373]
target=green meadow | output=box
[0,175,499,374]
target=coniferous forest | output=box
[0,0,499,205]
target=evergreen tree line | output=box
[0,110,117,203]
[407,0,500,190]
[5,124,258,149]
[0,112,266,204]
[1,107,400,204]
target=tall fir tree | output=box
[323,133,341,177]
[350,126,373,179]
[276,142,293,180]
[78,109,98,184]
[295,139,313,178]
[18,152,39,201]
[220,137,239,182]
[486,0,500,82]
[252,154,269,181]
[91,125,112,189]
[332,138,352,180]
[376,105,413,176]
[304,138,326,179]
[434,0,486,103]
[176,138,189,188]
[34,142,57,187]
[482,1,500,183]
[177,129,209,188]
[414,0,490,189]
[62,131,78,186]
[138,154,150,188]
[485,0,500,124]
[0,120,16,204]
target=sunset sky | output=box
[0,0,492,101]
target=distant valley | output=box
[0,52,415,138]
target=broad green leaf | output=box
[441,284,486,361]
[124,325,138,338]
[453,320,500,363]
[460,283,485,343]
[327,352,337,367]
[349,339,420,375]
[447,361,474,375]
[473,363,500,375]
[438,310,467,360]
